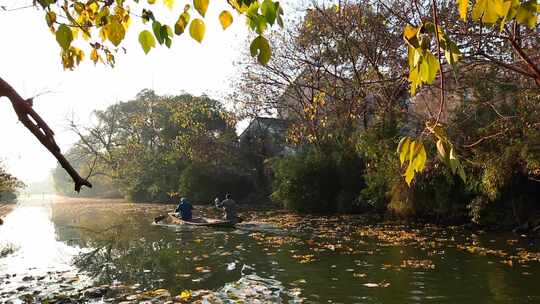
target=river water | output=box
[1,195,540,303]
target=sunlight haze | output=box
[0,1,254,183]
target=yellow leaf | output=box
[175,12,190,35]
[408,65,420,95]
[90,48,99,64]
[403,25,418,40]
[180,290,191,300]
[45,11,56,27]
[397,137,411,165]
[422,52,440,83]
[472,0,500,23]
[408,140,418,164]
[148,0,156,4]
[189,18,206,43]
[106,19,126,46]
[152,289,168,295]
[164,0,174,10]
[404,162,415,185]
[99,27,107,42]
[516,1,538,28]
[194,0,209,17]
[436,139,446,159]
[71,27,79,40]
[458,0,469,20]
[87,2,99,14]
[402,140,427,186]
[494,0,511,16]
[411,143,427,172]
[219,10,234,30]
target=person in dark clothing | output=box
[175,197,193,220]
[215,194,238,221]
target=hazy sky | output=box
[0,1,283,183]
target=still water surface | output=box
[1,195,540,303]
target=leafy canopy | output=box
[399,0,538,185]
[35,0,283,69]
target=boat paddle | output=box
[154,211,177,223]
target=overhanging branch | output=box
[0,76,92,192]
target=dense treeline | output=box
[54,90,254,203]
[232,0,540,229]
[0,162,24,202]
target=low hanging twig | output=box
[431,0,445,125]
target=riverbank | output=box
[35,195,540,234]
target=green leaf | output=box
[443,40,461,66]
[189,19,206,43]
[457,164,467,183]
[194,0,209,17]
[219,10,233,30]
[55,24,73,51]
[153,21,164,44]
[261,0,278,25]
[449,147,459,173]
[138,30,156,54]
[250,35,271,65]
[276,6,284,27]
[162,25,173,38]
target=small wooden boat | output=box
[155,213,237,228]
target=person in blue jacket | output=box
[175,197,193,220]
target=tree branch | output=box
[0,76,92,192]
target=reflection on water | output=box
[1,196,540,303]
[1,207,77,273]
[0,196,92,302]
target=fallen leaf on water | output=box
[363,282,390,288]
[195,266,211,273]
[292,254,316,263]
[179,290,191,300]
[400,259,435,269]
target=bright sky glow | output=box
[0,1,264,183]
